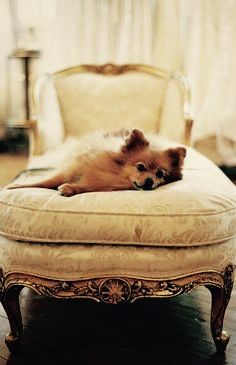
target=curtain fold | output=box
[180,0,236,164]
[0,0,14,123]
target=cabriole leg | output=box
[1,286,23,352]
[206,265,234,352]
[207,286,230,352]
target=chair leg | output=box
[1,286,23,352]
[206,265,234,352]
[207,286,230,352]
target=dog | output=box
[7,129,186,196]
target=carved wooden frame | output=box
[0,263,234,353]
[3,62,233,355]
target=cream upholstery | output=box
[1,137,236,247]
[35,65,187,153]
[0,237,235,281]
[0,64,235,353]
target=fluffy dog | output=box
[7,129,186,196]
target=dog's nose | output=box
[142,177,154,190]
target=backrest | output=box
[33,64,191,154]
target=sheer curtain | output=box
[37,0,183,71]
[0,0,14,124]
[179,0,236,165]
[1,0,236,164]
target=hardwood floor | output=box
[0,153,235,364]
[0,153,27,186]
[0,286,235,365]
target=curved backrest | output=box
[33,63,192,154]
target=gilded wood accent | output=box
[51,63,171,79]
[1,264,234,352]
[206,264,235,352]
[1,266,233,304]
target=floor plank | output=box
[0,286,235,365]
[0,153,27,186]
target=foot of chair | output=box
[206,265,234,352]
[5,332,22,352]
[1,286,23,352]
[207,285,230,352]
[213,330,230,353]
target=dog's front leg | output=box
[58,183,87,196]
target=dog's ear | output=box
[167,147,186,168]
[109,152,126,165]
[121,129,149,153]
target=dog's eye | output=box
[156,169,165,179]
[136,163,146,172]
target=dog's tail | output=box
[6,172,65,190]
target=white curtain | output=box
[37,0,182,71]
[179,0,236,165]
[0,0,14,124]
[1,0,236,165]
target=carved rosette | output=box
[99,279,131,304]
[90,63,132,76]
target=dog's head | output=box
[113,129,186,191]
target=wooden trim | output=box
[0,264,234,352]
[1,265,233,304]
[51,63,171,79]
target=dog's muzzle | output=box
[142,177,154,190]
[134,177,154,191]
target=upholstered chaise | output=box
[0,64,235,353]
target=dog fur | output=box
[7,129,186,196]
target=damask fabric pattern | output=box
[0,236,235,280]
[38,72,185,153]
[55,73,166,136]
[0,137,236,247]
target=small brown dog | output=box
[7,129,186,196]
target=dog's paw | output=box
[58,184,75,197]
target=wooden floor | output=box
[0,153,236,364]
[0,287,235,365]
[0,153,27,186]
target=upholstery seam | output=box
[0,200,236,217]
[0,230,236,247]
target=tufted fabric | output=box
[1,134,236,247]
[0,236,235,280]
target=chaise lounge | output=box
[0,63,235,352]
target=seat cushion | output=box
[0,138,236,247]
